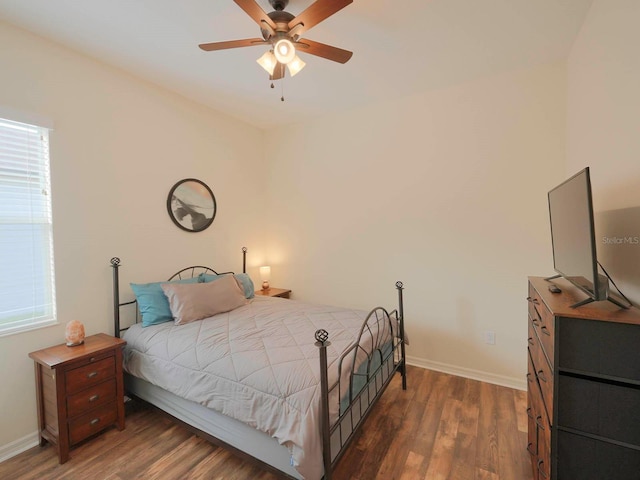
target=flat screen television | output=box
[547,167,627,309]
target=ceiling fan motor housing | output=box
[262,10,295,40]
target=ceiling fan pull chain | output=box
[281,75,285,102]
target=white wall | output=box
[567,0,640,304]
[0,22,266,452]
[264,63,567,387]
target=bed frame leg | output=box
[396,281,407,390]
[111,257,121,338]
[315,329,332,480]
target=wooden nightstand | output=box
[254,288,291,299]
[29,333,126,463]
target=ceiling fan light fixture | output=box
[287,55,306,77]
[256,50,277,75]
[274,38,295,64]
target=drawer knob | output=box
[87,371,98,378]
[541,325,551,336]
[527,442,536,455]
[526,407,534,419]
[537,370,548,383]
[89,394,99,402]
[535,415,546,431]
[537,459,548,478]
[90,357,97,362]
[527,296,540,305]
[528,336,535,346]
[90,418,100,426]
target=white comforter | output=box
[122,296,387,480]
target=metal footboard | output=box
[316,281,406,479]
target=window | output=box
[0,116,56,336]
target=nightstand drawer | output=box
[67,378,117,417]
[66,356,115,394]
[68,401,117,445]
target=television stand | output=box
[543,274,631,309]
[569,295,630,309]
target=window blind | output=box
[0,117,56,335]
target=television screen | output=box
[548,167,604,302]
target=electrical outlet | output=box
[484,330,496,345]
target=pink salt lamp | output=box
[65,320,85,346]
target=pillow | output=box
[130,277,199,327]
[162,274,248,325]
[199,272,255,299]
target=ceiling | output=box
[0,0,594,130]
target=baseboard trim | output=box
[406,355,527,391]
[0,431,39,463]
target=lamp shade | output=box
[274,39,295,64]
[257,50,277,75]
[259,266,271,281]
[287,55,306,77]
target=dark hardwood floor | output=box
[0,366,532,480]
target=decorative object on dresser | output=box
[64,320,85,346]
[527,277,640,480]
[166,178,216,232]
[28,333,126,464]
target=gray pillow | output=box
[161,274,247,325]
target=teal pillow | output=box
[199,272,254,299]
[234,273,255,299]
[131,277,200,327]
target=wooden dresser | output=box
[29,333,126,463]
[527,277,640,479]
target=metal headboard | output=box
[111,247,248,338]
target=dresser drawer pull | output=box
[90,418,100,426]
[526,407,534,419]
[526,373,534,383]
[526,296,539,305]
[87,371,98,379]
[528,336,535,346]
[89,394,99,402]
[527,442,536,455]
[540,325,551,336]
[537,370,548,383]
[535,415,546,431]
[537,460,548,478]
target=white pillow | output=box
[161,274,247,325]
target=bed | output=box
[110,250,406,480]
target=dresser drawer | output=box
[68,401,117,446]
[557,430,640,480]
[67,378,116,418]
[528,285,555,368]
[65,356,115,394]
[558,317,640,382]
[529,341,554,423]
[558,374,640,446]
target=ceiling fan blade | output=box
[234,0,277,30]
[270,62,285,80]
[288,0,353,36]
[296,39,353,64]
[199,38,267,51]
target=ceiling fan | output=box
[199,0,354,80]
